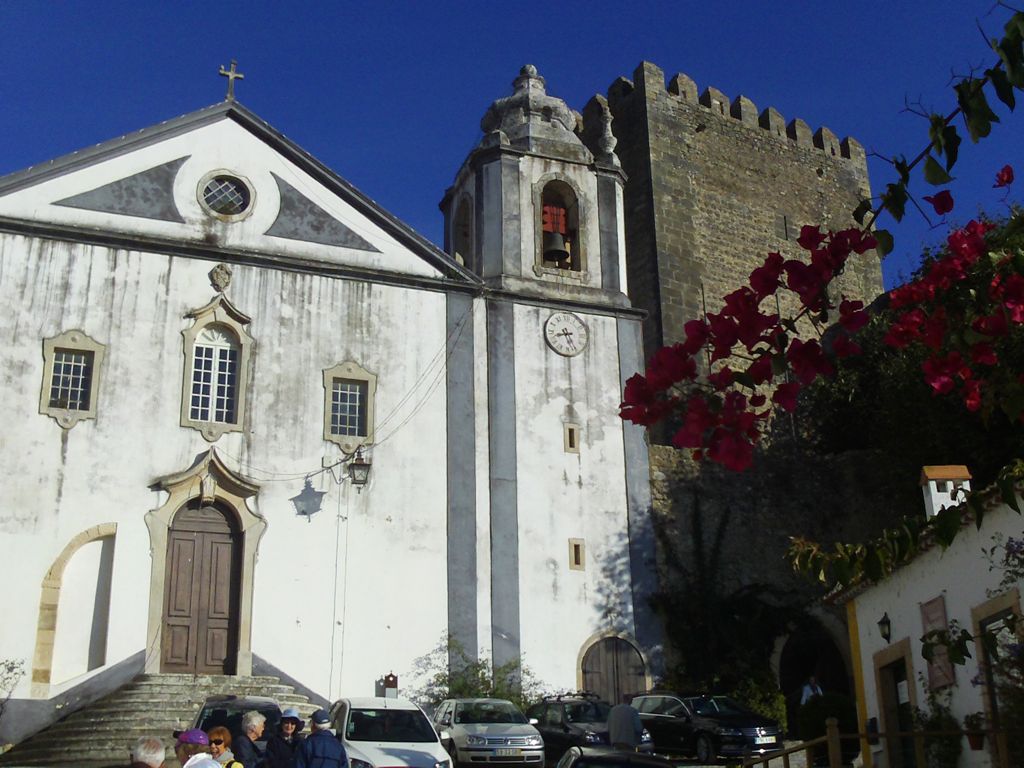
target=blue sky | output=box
[1,1,1019,289]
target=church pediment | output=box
[0,102,476,284]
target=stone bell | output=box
[543,231,571,266]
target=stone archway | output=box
[147,448,264,675]
[577,632,651,704]
[30,523,117,698]
[778,618,850,736]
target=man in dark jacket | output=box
[233,711,266,768]
[294,709,346,768]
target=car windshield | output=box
[197,703,281,737]
[565,702,611,723]
[347,708,437,743]
[686,696,748,716]
[456,701,528,724]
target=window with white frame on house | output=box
[189,325,240,424]
[323,361,377,452]
[39,330,106,429]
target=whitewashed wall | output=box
[512,304,632,690]
[851,499,1023,768]
[0,231,450,700]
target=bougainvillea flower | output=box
[750,252,785,298]
[972,312,1009,337]
[707,366,734,391]
[838,299,869,333]
[963,379,982,412]
[746,354,773,385]
[786,338,834,384]
[832,333,862,358]
[681,319,710,355]
[645,344,697,389]
[922,351,969,395]
[994,164,1014,188]
[797,225,827,251]
[706,428,755,472]
[970,343,998,366]
[771,382,801,412]
[923,190,954,215]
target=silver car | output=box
[433,698,544,768]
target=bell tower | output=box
[441,65,629,306]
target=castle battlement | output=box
[603,62,865,164]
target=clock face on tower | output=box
[544,312,589,356]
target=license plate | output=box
[754,736,776,745]
[495,749,521,757]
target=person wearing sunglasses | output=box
[206,726,242,768]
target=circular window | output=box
[199,174,253,219]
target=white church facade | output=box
[0,65,659,736]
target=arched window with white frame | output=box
[180,294,254,442]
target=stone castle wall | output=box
[598,61,884,364]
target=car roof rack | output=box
[542,691,602,702]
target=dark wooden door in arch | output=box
[162,502,241,674]
[581,637,646,704]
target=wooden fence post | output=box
[826,717,841,768]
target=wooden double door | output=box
[581,636,647,704]
[162,503,241,674]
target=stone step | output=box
[0,672,319,767]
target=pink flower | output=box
[839,299,869,333]
[994,164,1014,188]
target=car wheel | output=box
[695,734,715,764]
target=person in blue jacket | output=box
[295,709,347,768]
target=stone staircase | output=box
[0,673,319,768]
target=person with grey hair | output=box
[233,710,266,768]
[295,709,346,768]
[130,736,166,768]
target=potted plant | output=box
[962,712,985,750]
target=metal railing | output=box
[742,716,1014,768]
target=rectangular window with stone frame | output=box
[39,330,106,429]
[323,361,377,453]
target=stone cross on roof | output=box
[218,59,244,101]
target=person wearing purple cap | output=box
[174,729,220,768]
[294,709,346,768]
[265,707,306,768]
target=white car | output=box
[431,698,544,767]
[330,696,452,768]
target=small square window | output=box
[323,361,377,452]
[569,538,585,571]
[40,330,106,429]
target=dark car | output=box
[526,695,652,765]
[554,746,674,768]
[186,694,282,749]
[631,692,781,763]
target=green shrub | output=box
[729,677,787,733]
[912,686,961,768]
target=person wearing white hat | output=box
[266,707,306,768]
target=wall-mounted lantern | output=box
[348,450,371,487]
[878,612,892,644]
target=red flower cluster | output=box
[883,215,1024,417]
[619,225,877,471]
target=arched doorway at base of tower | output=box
[580,635,648,704]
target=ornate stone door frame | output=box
[146,448,265,675]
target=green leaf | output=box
[933,505,963,548]
[881,183,908,222]
[956,79,1000,142]
[968,492,987,530]
[770,353,788,377]
[874,229,894,257]
[852,198,872,225]
[923,155,954,185]
[997,475,1021,513]
[986,66,1016,110]
[893,156,911,186]
[941,125,961,171]
[864,545,883,582]
[995,35,1024,88]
